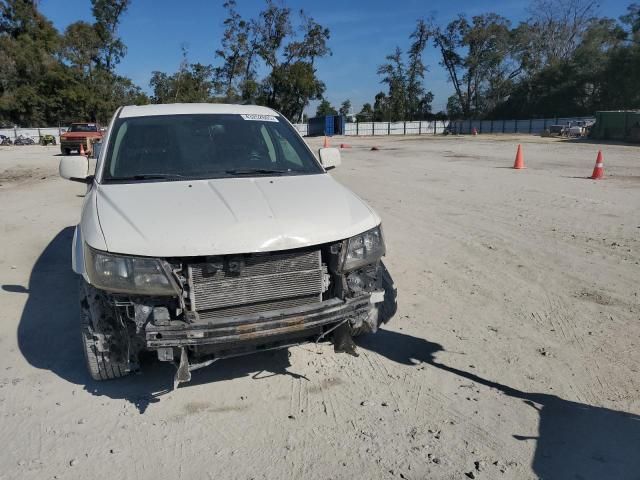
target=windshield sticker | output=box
[240,114,279,122]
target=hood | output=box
[94,174,380,257]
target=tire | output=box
[350,262,398,337]
[63,148,71,155]
[80,280,132,381]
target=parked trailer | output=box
[590,110,640,142]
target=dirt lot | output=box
[1,136,638,480]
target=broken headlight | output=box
[84,246,177,295]
[342,225,386,272]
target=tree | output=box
[514,0,600,72]
[91,0,129,71]
[315,99,337,116]
[356,102,373,121]
[62,22,101,76]
[339,99,351,116]
[373,91,388,121]
[61,1,146,123]
[373,21,433,121]
[377,47,407,121]
[491,15,633,118]
[212,0,330,120]
[0,0,145,126]
[253,1,330,119]
[406,19,430,119]
[621,3,640,42]
[0,0,63,125]
[213,0,250,101]
[417,91,435,118]
[261,61,324,119]
[151,47,214,103]
[429,13,512,118]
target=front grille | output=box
[187,250,325,317]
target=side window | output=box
[272,128,303,167]
[259,125,276,163]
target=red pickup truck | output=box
[60,123,103,155]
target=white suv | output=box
[59,103,396,385]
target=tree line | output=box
[1,0,639,127]
[343,0,640,121]
[0,0,329,126]
[0,0,148,126]
[150,0,330,122]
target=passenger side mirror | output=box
[318,147,341,170]
[59,156,91,183]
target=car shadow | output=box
[357,329,640,480]
[6,228,309,414]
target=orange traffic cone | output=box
[590,151,605,179]
[513,144,525,169]
[323,136,330,148]
[79,143,86,156]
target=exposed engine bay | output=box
[82,239,396,386]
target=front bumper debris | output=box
[145,295,372,349]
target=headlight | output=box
[342,225,386,271]
[84,246,178,296]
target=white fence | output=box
[0,127,63,143]
[450,116,595,135]
[292,123,308,136]
[292,120,450,137]
[344,120,449,136]
[3,116,595,143]
[294,116,596,137]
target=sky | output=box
[40,0,633,115]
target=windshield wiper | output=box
[225,168,291,176]
[108,173,188,182]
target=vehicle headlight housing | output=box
[342,225,386,272]
[84,246,177,296]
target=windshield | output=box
[69,124,98,132]
[101,113,323,182]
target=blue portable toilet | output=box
[308,115,345,136]
[325,116,334,135]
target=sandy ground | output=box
[0,136,638,480]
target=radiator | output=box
[187,250,325,317]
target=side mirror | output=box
[59,156,91,183]
[318,147,341,170]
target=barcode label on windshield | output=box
[240,114,279,122]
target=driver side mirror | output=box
[59,156,91,183]
[318,147,341,170]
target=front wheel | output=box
[80,280,134,381]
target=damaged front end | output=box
[81,226,397,385]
